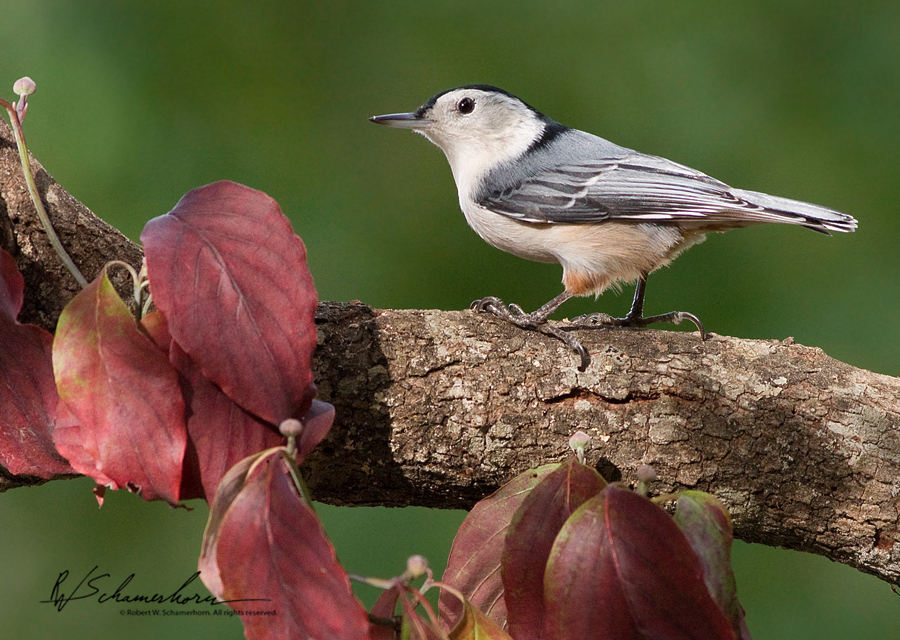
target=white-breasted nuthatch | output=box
[371,85,857,370]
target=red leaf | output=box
[397,588,446,640]
[142,311,332,503]
[199,451,263,598]
[439,463,559,630]
[0,249,73,478]
[143,310,285,502]
[176,338,286,502]
[141,181,318,425]
[674,491,752,640]
[0,248,24,317]
[52,269,187,503]
[369,587,402,640]
[501,459,607,640]
[544,485,736,640]
[204,451,370,640]
[294,399,335,463]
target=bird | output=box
[370,85,857,370]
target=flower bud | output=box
[405,555,429,579]
[279,418,303,438]
[636,464,658,483]
[13,77,36,97]
[568,430,591,463]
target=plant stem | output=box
[0,98,87,287]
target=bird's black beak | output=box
[369,112,432,129]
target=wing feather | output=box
[478,154,855,233]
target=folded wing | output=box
[479,153,856,234]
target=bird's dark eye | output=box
[458,97,475,114]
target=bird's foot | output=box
[570,309,708,339]
[471,296,591,371]
[471,296,549,327]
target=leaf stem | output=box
[278,448,315,510]
[0,98,87,287]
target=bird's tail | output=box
[731,189,857,234]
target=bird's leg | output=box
[471,291,590,371]
[571,276,707,338]
[624,274,648,322]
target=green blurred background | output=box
[2,1,899,638]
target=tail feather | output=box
[732,189,857,234]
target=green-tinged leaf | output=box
[52,268,186,504]
[673,491,752,639]
[448,598,515,640]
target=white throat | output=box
[420,116,545,201]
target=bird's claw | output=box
[571,312,615,325]
[470,296,536,326]
[543,324,591,371]
[470,296,501,313]
[668,311,707,339]
[471,296,591,371]
[569,310,707,339]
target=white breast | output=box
[459,199,701,297]
[460,199,558,264]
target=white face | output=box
[413,88,545,190]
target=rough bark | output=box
[3,117,898,585]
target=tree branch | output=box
[3,117,898,585]
[309,302,900,585]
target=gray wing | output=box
[478,153,856,234]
